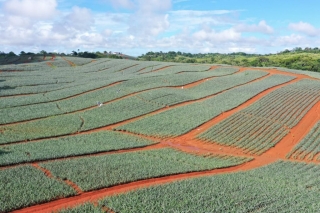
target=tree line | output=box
[138,47,320,72]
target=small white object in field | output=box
[181,86,183,89]
[97,101,103,107]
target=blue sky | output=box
[0,0,320,56]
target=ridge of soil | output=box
[32,163,83,195]
[0,70,271,145]
[0,143,166,170]
[10,67,320,213]
[0,67,243,127]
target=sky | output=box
[0,0,320,56]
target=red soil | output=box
[0,143,166,170]
[10,67,320,213]
[61,57,76,67]
[266,100,320,159]
[46,62,53,67]
[32,163,83,195]
[140,65,172,74]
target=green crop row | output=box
[116,74,295,138]
[137,70,267,106]
[0,113,83,144]
[57,203,103,213]
[0,66,242,124]
[287,121,320,161]
[0,61,232,109]
[62,57,93,66]
[40,148,251,192]
[0,165,76,212]
[277,67,320,79]
[0,131,156,166]
[94,161,320,213]
[199,79,320,155]
[199,112,290,155]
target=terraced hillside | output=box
[0,57,319,213]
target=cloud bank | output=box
[0,0,319,55]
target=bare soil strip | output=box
[10,68,320,213]
[32,163,83,195]
[0,143,166,170]
[61,57,76,67]
[138,65,172,74]
[0,70,270,143]
[12,159,273,213]
[16,97,319,213]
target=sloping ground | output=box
[1,59,320,212]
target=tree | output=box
[39,50,47,55]
[8,51,16,56]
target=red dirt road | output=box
[10,67,320,213]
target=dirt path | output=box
[0,70,270,143]
[139,65,172,74]
[11,67,320,213]
[15,96,319,213]
[13,157,276,213]
[32,163,83,195]
[61,57,76,67]
[0,143,166,170]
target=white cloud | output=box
[126,0,171,37]
[64,6,94,31]
[3,0,57,19]
[106,0,135,9]
[193,28,241,42]
[0,0,318,56]
[288,21,319,37]
[274,34,306,46]
[234,20,274,34]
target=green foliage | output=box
[100,161,320,213]
[288,121,320,161]
[117,75,294,138]
[0,131,156,166]
[199,79,320,155]
[0,113,83,144]
[0,165,75,212]
[137,48,320,72]
[58,203,103,213]
[40,148,251,191]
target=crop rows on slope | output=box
[0,95,164,144]
[277,67,320,80]
[0,165,76,213]
[62,57,93,66]
[49,57,72,67]
[0,67,242,124]
[287,121,320,161]
[40,148,251,192]
[116,74,295,138]
[0,63,229,110]
[140,64,212,76]
[92,161,320,213]
[55,66,239,113]
[57,203,103,213]
[199,79,320,155]
[0,113,83,144]
[0,131,156,166]
[0,59,138,98]
[137,70,267,106]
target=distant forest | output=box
[138,47,320,72]
[1,47,320,72]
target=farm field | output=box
[1,57,320,213]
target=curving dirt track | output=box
[10,67,320,213]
